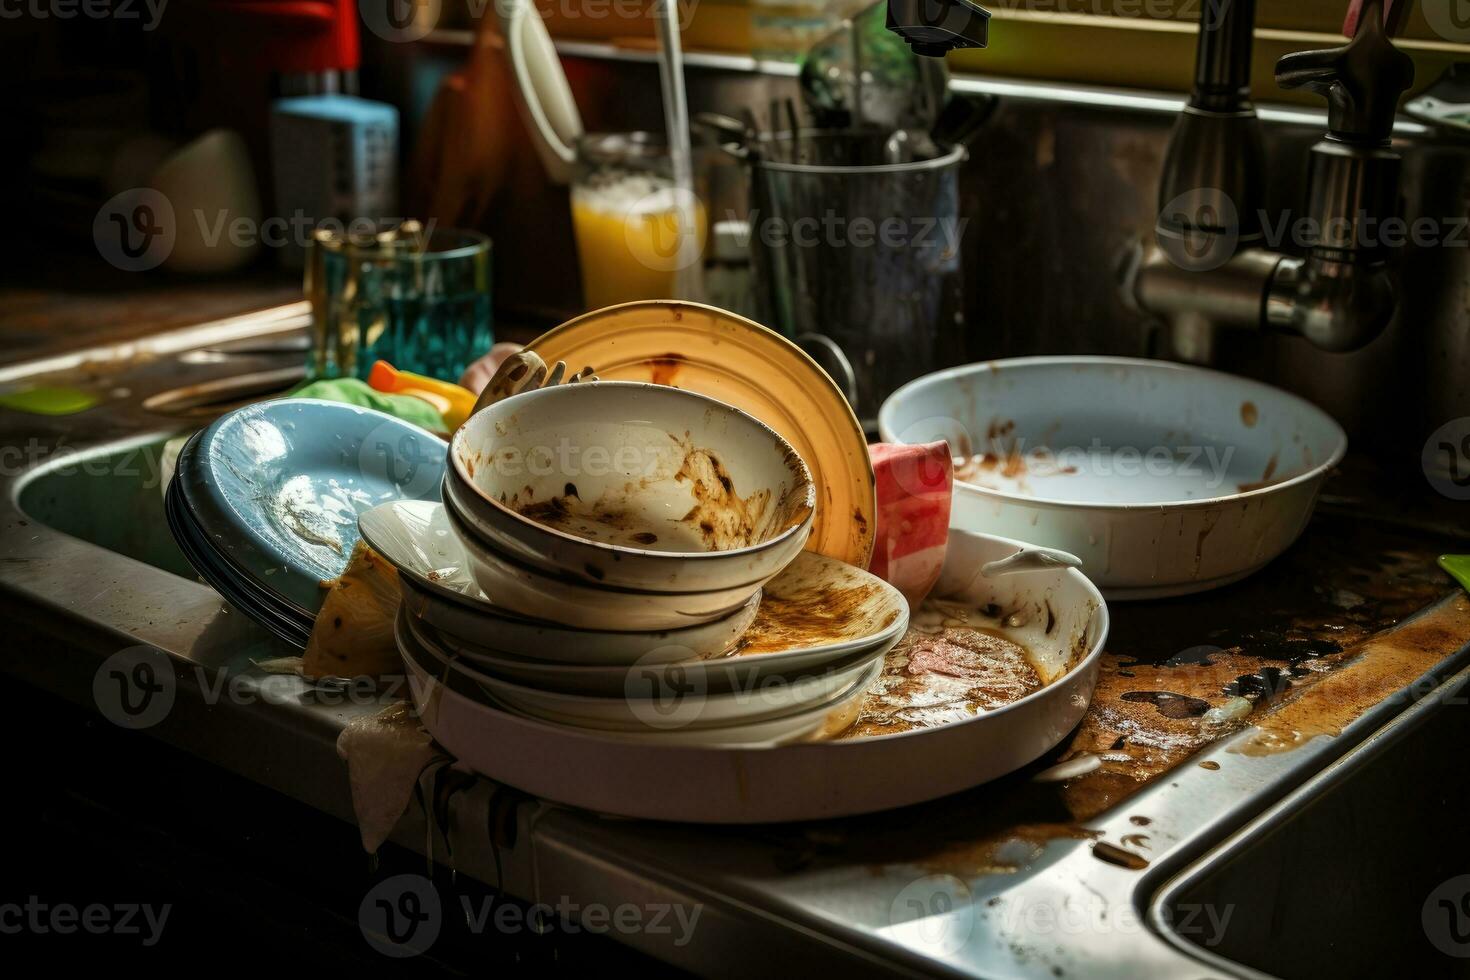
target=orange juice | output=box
[571,174,707,309]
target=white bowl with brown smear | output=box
[448,382,816,594]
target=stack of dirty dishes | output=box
[361,381,907,745]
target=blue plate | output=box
[165,481,313,648]
[172,398,446,615]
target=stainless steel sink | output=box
[4,304,1469,976]
[1153,666,1470,979]
[19,435,192,577]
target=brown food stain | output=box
[1092,841,1150,870]
[741,515,1465,882]
[647,353,685,387]
[726,578,888,657]
[1231,594,1470,756]
[1198,760,1221,770]
[840,626,1044,738]
[1238,452,1281,493]
[1240,401,1258,427]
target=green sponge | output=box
[290,378,447,434]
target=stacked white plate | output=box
[358,497,909,745]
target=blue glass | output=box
[308,227,493,383]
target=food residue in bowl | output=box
[837,599,1065,739]
[506,437,810,554]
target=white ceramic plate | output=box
[402,635,876,748]
[406,601,900,697]
[361,496,764,632]
[879,356,1347,598]
[399,609,884,734]
[403,527,1109,823]
[399,581,760,666]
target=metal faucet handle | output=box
[1275,0,1415,144]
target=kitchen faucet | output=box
[1134,0,1416,362]
[886,0,1416,364]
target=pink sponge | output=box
[868,441,954,610]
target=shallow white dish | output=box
[402,634,874,748]
[406,596,900,697]
[404,526,1109,823]
[879,356,1347,599]
[400,610,884,734]
[399,581,759,666]
[361,498,762,661]
[442,499,759,630]
[448,381,815,593]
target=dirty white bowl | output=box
[359,498,763,661]
[879,356,1347,599]
[448,381,815,593]
[443,498,759,631]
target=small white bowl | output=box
[360,498,762,659]
[448,381,815,593]
[443,499,760,631]
[400,580,760,665]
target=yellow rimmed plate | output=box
[529,301,875,568]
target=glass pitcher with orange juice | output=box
[571,133,707,309]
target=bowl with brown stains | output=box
[447,381,816,594]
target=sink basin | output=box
[1154,665,1470,978]
[18,434,194,579]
